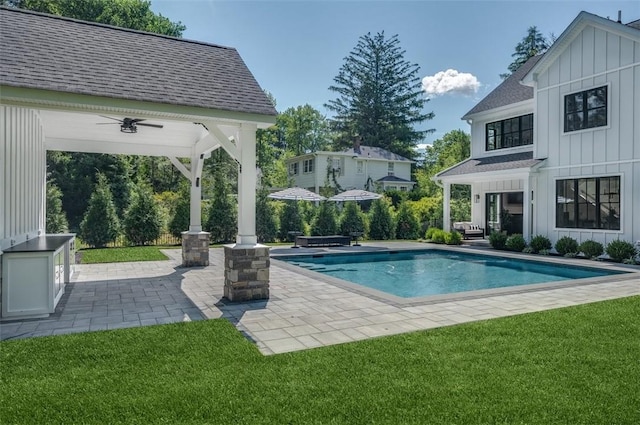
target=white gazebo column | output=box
[522,175,531,241]
[180,153,210,267]
[224,123,270,302]
[443,182,451,231]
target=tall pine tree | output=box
[500,26,550,79]
[326,32,434,159]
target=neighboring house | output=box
[435,11,640,248]
[286,143,416,193]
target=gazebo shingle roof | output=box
[0,7,277,117]
[436,151,545,177]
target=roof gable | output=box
[0,7,277,117]
[522,11,640,85]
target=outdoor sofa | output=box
[296,235,351,247]
[453,222,485,239]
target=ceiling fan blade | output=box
[96,122,121,125]
[136,122,164,128]
[98,115,123,123]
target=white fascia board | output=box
[462,99,534,123]
[436,168,536,184]
[45,138,191,157]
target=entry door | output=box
[485,192,524,235]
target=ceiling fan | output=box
[97,116,164,133]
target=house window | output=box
[486,114,533,151]
[289,162,298,176]
[387,162,395,176]
[303,158,314,173]
[564,86,607,132]
[356,160,364,174]
[556,176,620,230]
[400,186,407,192]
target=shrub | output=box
[278,201,305,241]
[79,173,120,248]
[46,182,68,233]
[529,235,552,253]
[205,172,237,244]
[444,231,462,245]
[539,249,551,256]
[339,202,366,236]
[368,198,394,240]
[431,229,446,244]
[505,234,526,252]
[311,201,338,236]
[579,240,604,259]
[395,202,420,240]
[522,246,534,254]
[256,190,278,243]
[169,196,190,238]
[605,239,638,263]
[123,183,162,246]
[555,236,579,256]
[425,227,440,240]
[489,231,508,250]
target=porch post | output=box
[224,122,270,302]
[522,175,531,241]
[181,153,209,267]
[443,182,451,231]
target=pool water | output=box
[278,250,624,298]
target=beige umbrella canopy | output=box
[328,189,382,202]
[267,187,326,201]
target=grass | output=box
[79,246,171,263]
[1,296,639,424]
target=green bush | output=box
[605,239,638,263]
[425,227,439,240]
[444,231,462,245]
[579,240,604,259]
[123,183,162,246]
[79,173,120,248]
[256,189,278,243]
[555,236,579,256]
[529,235,552,253]
[339,202,366,236]
[489,231,508,250]
[169,196,190,239]
[46,182,68,233]
[368,198,395,240]
[204,172,237,244]
[505,234,527,252]
[278,201,305,241]
[311,201,338,236]
[395,202,420,240]
[431,229,446,244]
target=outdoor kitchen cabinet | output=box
[1,234,75,319]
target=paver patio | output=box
[1,242,639,355]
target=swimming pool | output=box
[277,250,626,298]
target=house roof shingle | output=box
[376,175,414,183]
[462,55,543,119]
[340,146,413,162]
[0,7,277,117]
[436,151,545,178]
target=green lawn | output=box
[79,246,170,263]
[2,296,639,424]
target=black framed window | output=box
[556,176,620,230]
[486,114,533,151]
[303,159,314,173]
[564,86,607,132]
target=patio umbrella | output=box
[267,187,326,201]
[328,189,382,202]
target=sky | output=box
[151,0,640,147]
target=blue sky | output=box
[152,0,639,146]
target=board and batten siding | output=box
[533,24,640,245]
[1,106,46,252]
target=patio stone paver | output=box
[1,242,639,355]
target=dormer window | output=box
[387,162,395,176]
[564,86,607,132]
[486,114,533,151]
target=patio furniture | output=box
[349,231,364,247]
[453,222,485,239]
[287,231,303,248]
[296,235,351,247]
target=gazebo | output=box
[0,7,277,318]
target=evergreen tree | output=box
[339,202,366,236]
[278,201,304,241]
[368,198,395,240]
[79,173,120,248]
[311,201,338,236]
[326,31,434,159]
[45,181,68,233]
[500,26,550,79]
[256,189,278,243]
[123,183,162,245]
[169,184,191,238]
[205,163,237,244]
[395,201,420,240]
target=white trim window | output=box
[289,162,299,176]
[387,162,395,176]
[303,158,314,174]
[356,160,364,174]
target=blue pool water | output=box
[278,250,624,298]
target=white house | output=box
[435,11,640,247]
[286,143,416,193]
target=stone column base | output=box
[181,231,210,267]
[223,244,270,302]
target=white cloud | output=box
[421,69,480,97]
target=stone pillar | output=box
[223,244,270,302]
[182,231,210,267]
